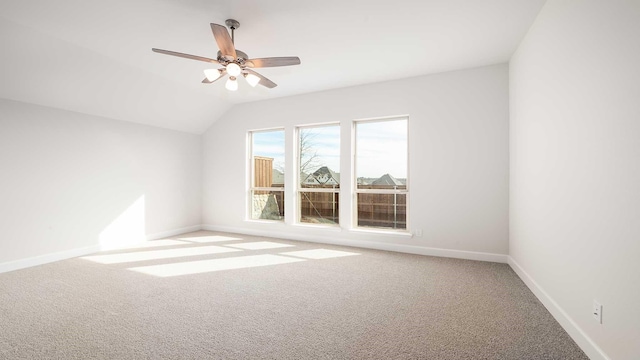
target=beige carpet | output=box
[0,231,587,359]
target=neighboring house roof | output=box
[372,173,403,186]
[272,169,284,185]
[302,166,340,185]
[283,169,409,186]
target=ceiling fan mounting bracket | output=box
[225,19,240,30]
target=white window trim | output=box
[295,123,341,226]
[248,128,286,222]
[352,116,410,232]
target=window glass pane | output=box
[251,130,284,221]
[299,191,339,225]
[251,190,284,220]
[299,125,340,189]
[253,130,285,187]
[355,119,407,189]
[357,193,406,229]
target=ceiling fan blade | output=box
[210,23,237,60]
[202,76,222,84]
[244,69,277,88]
[152,48,219,64]
[245,57,301,68]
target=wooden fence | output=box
[299,184,406,228]
[254,157,405,228]
[254,188,406,228]
[254,156,273,188]
[300,190,340,224]
[356,192,406,229]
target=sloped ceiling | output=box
[0,0,546,134]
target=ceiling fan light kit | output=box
[225,62,241,77]
[244,73,261,87]
[152,19,301,91]
[225,76,238,91]
[204,69,221,82]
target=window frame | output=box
[352,116,409,232]
[247,128,286,222]
[295,123,341,226]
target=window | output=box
[297,124,340,225]
[249,129,285,221]
[354,117,408,230]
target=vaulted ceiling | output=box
[0,0,546,133]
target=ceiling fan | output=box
[152,19,301,91]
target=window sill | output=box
[292,223,342,231]
[243,220,412,238]
[244,219,286,225]
[348,227,413,238]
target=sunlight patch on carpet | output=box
[81,246,240,264]
[280,249,360,259]
[179,235,244,243]
[128,254,305,277]
[224,241,295,250]
[104,239,188,250]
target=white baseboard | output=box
[145,224,202,241]
[0,245,101,274]
[508,256,609,360]
[202,224,508,263]
[0,225,202,274]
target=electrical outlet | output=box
[593,300,602,324]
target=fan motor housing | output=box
[217,49,249,61]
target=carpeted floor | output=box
[0,231,588,359]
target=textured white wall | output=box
[203,64,509,257]
[510,1,640,359]
[0,99,202,264]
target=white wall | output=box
[0,99,202,268]
[203,64,509,260]
[509,1,640,359]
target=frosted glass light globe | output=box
[226,63,241,77]
[204,69,220,81]
[225,76,238,91]
[244,73,260,87]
